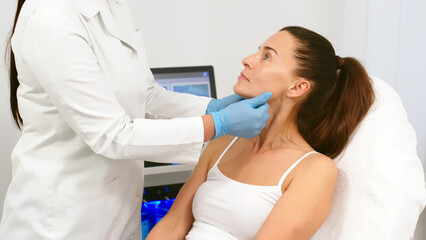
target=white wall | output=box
[0,0,424,238]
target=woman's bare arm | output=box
[255,154,338,240]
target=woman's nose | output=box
[242,54,255,69]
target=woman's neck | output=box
[250,97,308,152]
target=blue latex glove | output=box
[206,94,244,115]
[210,92,271,139]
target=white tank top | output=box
[186,137,316,240]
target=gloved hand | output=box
[210,92,271,139]
[206,94,244,114]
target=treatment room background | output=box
[0,0,425,239]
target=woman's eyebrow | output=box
[259,46,279,56]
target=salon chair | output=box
[311,76,426,240]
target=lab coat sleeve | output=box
[16,5,204,163]
[145,75,212,119]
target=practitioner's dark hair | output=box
[281,26,375,158]
[7,0,26,129]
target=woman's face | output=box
[234,31,300,100]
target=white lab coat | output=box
[0,0,211,239]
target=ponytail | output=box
[281,26,375,158]
[7,0,26,130]
[306,57,374,158]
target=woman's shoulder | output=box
[281,151,337,191]
[275,146,336,172]
[305,152,337,174]
[294,152,337,183]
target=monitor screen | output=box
[151,65,216,98]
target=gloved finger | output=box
[245,92,272,108]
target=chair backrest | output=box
[311,76,426,240]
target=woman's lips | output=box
[238,72,249,81]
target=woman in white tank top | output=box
[147,26,375,240]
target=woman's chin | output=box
[234,92,256,99]
[233,86,256,99]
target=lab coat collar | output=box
[99,7,134,46]
[73,0,137,52]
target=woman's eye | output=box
[264,53,270,60]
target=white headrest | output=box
[311,76,426,240]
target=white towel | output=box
[311,76,426,240]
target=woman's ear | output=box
[287,78,310,98]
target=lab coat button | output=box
[130,234,135,239]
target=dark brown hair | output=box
[7,0,26,130]
[282,26,375,158]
